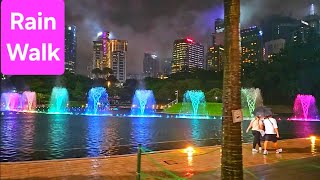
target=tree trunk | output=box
[221,0,243,179]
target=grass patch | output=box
[164,102,251,117]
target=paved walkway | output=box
[1,138,319,179]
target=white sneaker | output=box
[252,149,258,153]
[276,149,282,153]
[263,150,268,155]
[259,147,262,151]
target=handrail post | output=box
[136,144,142,180]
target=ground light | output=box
[309,136,316,144]
[184,146,195,155]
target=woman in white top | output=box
[246,116,264,152]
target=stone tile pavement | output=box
[0,138,319,179]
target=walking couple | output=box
[246,115,282,155]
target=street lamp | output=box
[175,90,179,102]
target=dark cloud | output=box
[65,0,319,75]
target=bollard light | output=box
[184,146,195,154]
[310,136,316,144]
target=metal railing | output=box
[164,99,178,109]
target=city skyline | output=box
[66,0,319,75]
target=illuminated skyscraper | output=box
[240,26,264,64]
[92,32,128,80]
[110,40,128,82]
[206,45,224,72]
[172,38,205,73]
[92,31,110,70]
[304,4,320,34]
[161,58,172,75]
[215,18,224,33]
[112,51,126,83]
[240,26,264,75]
[65,25,77,73]
[143,53,160,78]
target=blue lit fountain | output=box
[178,90,209,119]
[85,87,110,116]
[130,89,159,117]
[48,87,70,114]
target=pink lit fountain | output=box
[0,92,22,111]
[21,91,37,112]
[291,94,319,121]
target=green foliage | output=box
[163,102,251,117]
[249,32,320,106]
[3,72,93,104]
[144,70,223,104]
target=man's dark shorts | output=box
[264,134,277,142]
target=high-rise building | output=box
[212,18,225,46]
[109,39,128,82]
[264,39,286,60]
[143,53,160,78]
[261,15,305,43]
[172,38,205,73]
[108,39,128,57]
[304,4,320,34]
[65,25,77,73]
[240,26,264,64]
[206,45,224,72]
[92,31,110,71]
[92,32,128,80]
[160,58,172,75]
[215,18,224,33]
[112,51,126,83]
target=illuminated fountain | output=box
[85,87,110,115]
[291,94,319,121]
[48,87,70,114]
[241,88,263,117]
[0,92,21,111]
[178,90,209,119]
[130,90,159,117]
[21,91,37,112]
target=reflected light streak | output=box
[310,136,316,154]
[184,146,194,177]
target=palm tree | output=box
[102,67,113,79]
[91,68,102,79]
[221,0,243,179]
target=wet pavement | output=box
[0,138,319,179]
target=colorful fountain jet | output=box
[21,91,37,111]
[85,87,110,115]
[241,88,263,117]
[130,90,157,117]
[0,92,21,111]
[179,90,209,119]
[48,87,69,114]
[292,94,319,121]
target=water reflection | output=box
[184,147,194,177]
[20,114,35,156]
[1,114,320,162]
[130,117,153,146]
[86,117,104,156]
[48,115,68,158]
[102,118,120,155]
[291,121,318,138]
[310,136,316,154]
[0,114,19,161]
[190,119,201,144]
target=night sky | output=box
[65,0,319,75]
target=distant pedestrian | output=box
[246,116,264,152]
[263,115,282,155]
